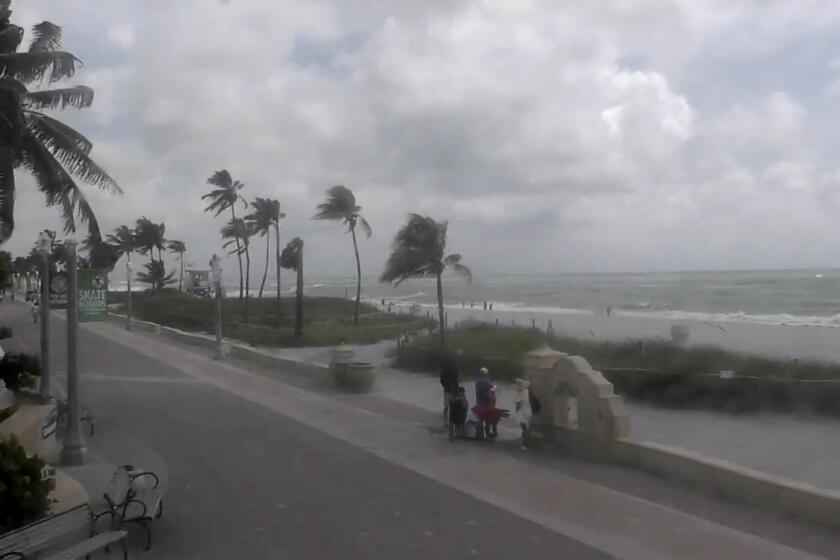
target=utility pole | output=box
[211,254,223,360]
[37,232,51,403]
[61,239,86,466]
[126,259,133,331]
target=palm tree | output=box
[202,170,246,299]
[0,4,121,242]
[246,197,285,302]
[222,218,253,323]
[313,186,371,325]
[81,231,118,290]
[106,225,136,265]
[380,214,471,347]
[280,237,303,337]
[106,224,136,329]
[134,217,165,266]
[167,239,186,291]
[136,260,175,292]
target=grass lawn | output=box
[117,292,432,347]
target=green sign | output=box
[79,268,107,322]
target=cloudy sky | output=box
[7,0,840,278]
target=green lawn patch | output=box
[118,292,432,347]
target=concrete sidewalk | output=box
[84,321,828,560]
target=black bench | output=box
[0,504,127,560]
[103,467,163,551]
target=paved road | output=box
[2,303,609,559]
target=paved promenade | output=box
[3,301,840,558]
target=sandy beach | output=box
[382,300,840,365]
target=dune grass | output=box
[117,292,432,347]
[397,323,840,414]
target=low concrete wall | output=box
[610,438,840,531]
[229,344,329,380]
[159,326,218,351]
[106,313,160,334]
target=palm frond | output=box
[0,24,23,54]
[448,262,472,283]
[20,132,100,238]
[313,185,357,221]
[0,153,15,242]
[105,225,136,255]
[25,85,93,110]
[0,50,80,83]
[443,254,461,265]
[358,216,372,238]
[207,169,232,189]
[26,113,120,192]
[380,214,450,284]
[26,112,91,153]
[280,237,303,270]
[29,22,61,53]
[167,239,186,253]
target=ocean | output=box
[291,269,840,329]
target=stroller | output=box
[450,385,510,442]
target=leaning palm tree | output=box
[136,260,175,292]
[280,237,304,337]
[81,231,118,283]
[246,197,285,302]
[106,224,137,329]
[0,3,121,242]
[167,239,186,291]
[222,218,253,323]
[313,186,371,325]
[203,170,246,299]
[380,214,471,347]
[134,217,165,266]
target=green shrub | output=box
[0,353,41,391]
[0,326,11,340]
[0,405,18,424]
[0,436,56,532]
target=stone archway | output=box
[523,346,630,457]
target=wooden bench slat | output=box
[41,531,127,560]
[0,506,90,556]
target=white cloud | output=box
[4,0,840,276]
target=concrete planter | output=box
[332,361,375,393]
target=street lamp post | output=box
[211,255,223,360]
[126,260,133,331]
[37,232,51,403]
[60,238,86,466]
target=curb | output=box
[610,439,840,531]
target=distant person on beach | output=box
[440,361,459,427]
[606,306,613,317]
[489,302,493,311]
[483,301,487,311]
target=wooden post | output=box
[531,318,535,328]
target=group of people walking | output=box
[440,361,536,450]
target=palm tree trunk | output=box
[244,244,251,324]
[275,224,281,328]
[295,242,303,338]
[259,235,269,299]
[436,272,445,347]
[230,206,244,300]
[179,254,184,291]
[350,226,361,326]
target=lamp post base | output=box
[60,443,87,466]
